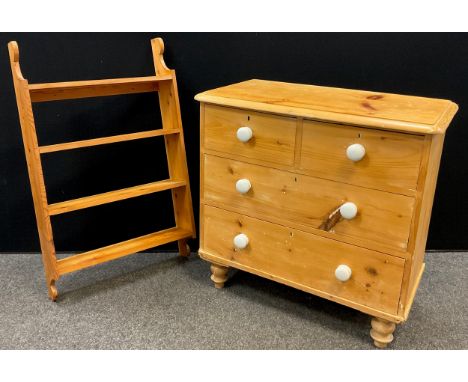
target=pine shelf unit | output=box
[8,38,195,300]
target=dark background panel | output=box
[0,32,467,252]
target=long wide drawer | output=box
[202,205,405,315]
[203,154,415,252]
[300,120,425,195]
[203,104,297,166]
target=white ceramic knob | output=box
[233,233,249,250]
[236,126,253,142]
[346,143,366,162]
[340,202,358,220]
[335,264,352,282]
[235,178,251,194]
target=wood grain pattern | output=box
[29,75,172,102]
[48,179,186,215]
[196,78,458,346]
[9,38,195,298]
[202,205,405,315]
[300,120,425,195]
[57,227,192,275]
[397,137,433,315]
[177,239,190,257]
[39,129,180,154]
[8,41,59,300]
[195,79,458,134]
[199,105,206,250]
[200,248,404,323]
[202,154,415,252]
[204,104,297,166]
[151,37,196,253]
[399,134,446,317]
[403,263,425,320]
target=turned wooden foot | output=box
[210,263,229,288]
[370,317,396,348]
[178,239,190,257]
[48,279,58,302]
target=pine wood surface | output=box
[195,79,458,134]
[29,75,172,102]
[197,78,458,346]
[57,227,192,275]
[300,119,425,195]
[370,317,396,348]
[39,129,181,154]
[48,179,186,216]
[400,134,446,317]
[151,38,196,238]
[202,205,405,315]
[204,104,297,166]
[8,38,195,300]
[202,154,415,252]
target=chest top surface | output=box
[195,79,458,134]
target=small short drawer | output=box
[300,120,425,194]
[202,205,405,315]
[203,105,297,166]
[203,155,415,252]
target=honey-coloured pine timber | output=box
[29,75,173,102]
[48,179,186,215]
[56,227,192,275]
[196,78,458,348]
[8,38,195,300]
[39,129,180,154]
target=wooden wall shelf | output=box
[8,38,195,300]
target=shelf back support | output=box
[151,38,196,239]
[8,41,59,300]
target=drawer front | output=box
[203,154,415,251]
[204,105,297,166]
[202,205,405,315]
[300,120,424,194]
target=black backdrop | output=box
[0,33,467,252]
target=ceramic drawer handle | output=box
[335,264,352,282]
[235,178,252,194]
[346,143,366,162]
[339,202,358,220]
[233,233,249,249]
[237,126,253,142]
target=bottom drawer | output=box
[202,204,405,315]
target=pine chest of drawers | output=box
[195,79,458,348]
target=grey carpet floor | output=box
[0,251,466,349]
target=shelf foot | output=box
[48,279,58,302]
[178,239,190,257]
